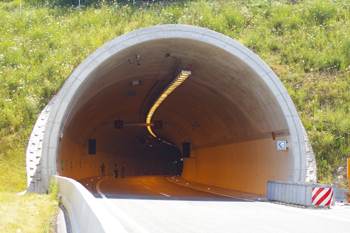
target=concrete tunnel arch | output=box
[28,25,317,195]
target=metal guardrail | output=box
[267,181,335,207]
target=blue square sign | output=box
[277,141,286,150]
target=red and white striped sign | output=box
[312,187,334,206]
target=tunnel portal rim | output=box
[40,25,306,192]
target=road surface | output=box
[78,175,350,233]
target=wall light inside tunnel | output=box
[146,70,191,137]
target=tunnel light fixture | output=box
[162,140,177,147]
[146,70,191,137]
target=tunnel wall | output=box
[33,25,311,193]
[182,137,292,195]
[57,137,174,180]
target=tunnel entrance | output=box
[29,25,315,195]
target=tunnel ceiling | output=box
[63,37,289,156]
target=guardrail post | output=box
[287,182,291,203]
[268,181,274,200]
[292,183,297,204]
[278,182,283,202]
[305,183,313,206]
[270,181,275,201]
[274,181,278,201]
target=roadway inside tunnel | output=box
[75,175,349,233]
[78,175,241,201]
[51,26,303,197]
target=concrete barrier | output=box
[55,175,127,233]
[267,181,335,207]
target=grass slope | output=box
[1,0,350,230]
[1,0,349,191]
[0,192,58,232]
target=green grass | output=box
[1,0,349,229]
[0,180,58,232]
[1,0,349,190]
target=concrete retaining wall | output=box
[55,175,127,233]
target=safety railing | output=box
[267,181,335,207]
[55,176,127,233]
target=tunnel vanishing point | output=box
[26,25,317,195]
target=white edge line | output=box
[138,178,172,198]
[96,178,108,199]
[167,177,254,202]
[159,192,171,197]
[96,177,150,233]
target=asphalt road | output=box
[79,175,350,233]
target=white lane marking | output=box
[159,192,171,197]
[96,177,150,233]
[138,178,172,198]
[96,178,108,199]
[167,177,253,202]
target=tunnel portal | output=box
[27,25,316,195]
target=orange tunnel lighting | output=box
[146,71,191,138]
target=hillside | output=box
[1,0,350,194]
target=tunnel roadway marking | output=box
[167,176,254,202]
[96,176,150,233]
[96,175,254,201]
[137,177,172,197]
[97,175,250,201]
[96,176,112,199]
[159,193,171,197]
[96,175,173,199]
